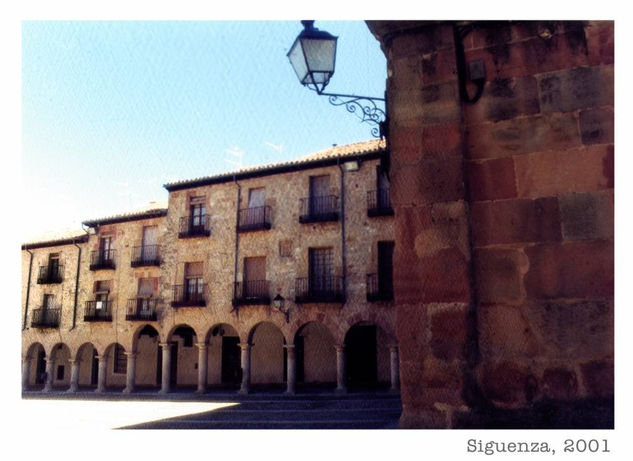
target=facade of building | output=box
[366,20,614,428]
[21,139,398,395]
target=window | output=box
[243,257,266,297]
[94,280,111,308]
[376,166,391,209]
[248,188,265,208]
[377,241,395,297]
[113,344,126,374]
[137,278,155,312]
[309,247,333,291]
[56,365,65,380]
[43,294,54,309]
[279,239,292,257]
[48,253,60,273]
[309,175,330,214]
[184,262,204,301]
[189,196,206,229]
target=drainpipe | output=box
[69,225,90,331]
[337,159,346,303]
[231,175,241,315]
[22,247,34,330]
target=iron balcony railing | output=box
[171,284,208,308]
[367,188,394,217]
[31,307,61,328]
[299,195,339,223]
[178,215,211,238]
[295,276,345,303]
[126,298,158,321]
[237,206,272,232]
[131,244,161,267]
[232,280,271,306]
[37,265,63,284]
[89,249,116,270]
[84,300,113,322]
[366,273,394,302]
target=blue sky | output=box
[22,20,387,240]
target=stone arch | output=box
[205,323,241,387]
[133,325,161,389]
[293,321,336,387]
[344,321,392,389]
[24,342,46,389]
[103,342,127,390]
[49,343,71,389]
[166,324,198,389]
[76,342,99,389]
[249,322,286,388]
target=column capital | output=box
[388,344,399,353]
[67,357,78,365]
[159,342,172,349]
[238,342,251,351]
[195,342,208,350]
[335,344,345,353]
[124,351,137,359]
[283,344,295,350]
[96,354,108,362]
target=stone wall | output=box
[367,20,614,428]
[22,154,396,390]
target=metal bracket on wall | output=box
[454,25,486,104]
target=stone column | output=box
[389,345,400,392]
[196,342,208,394]
[95,355,107,393]
[21,356,31,391]
[159,342,171,394]
[42,358,54,392]
[67,358,80,393]
[285,344,296,395]
[238,342,251,395]
[123,352,136,394]
[335,345,346,393]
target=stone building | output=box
[366,20,614,428]
[21,139,399,396]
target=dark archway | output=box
[167,325,198,389]
[206,323,241,388]
[134,324,161,389]
[76,343,99,389]
[25,343,46,389]
[344,322,391,390]
[294,322,336,390]
[249,322,286,390]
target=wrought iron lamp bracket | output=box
[310,87,387,138]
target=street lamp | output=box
[272,294,289,323]
[287,20,387,138]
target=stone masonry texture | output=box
[367,20,613,428]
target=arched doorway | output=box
[167,325,198,389]
[50,343,71,389]
[25,343,46,389]
[104,343,126,390]
[294,322,336,390]
[76,343,99,389]
[344,322,391,390]
[206,323,241,388]
[249,322,286,389]
[134,325,161,389]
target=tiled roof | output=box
[82,201,168,227]
[164,138,386,191]
[22,229,89,249]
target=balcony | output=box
[131,245,161,267]
[84,300,113,322]
[237,206,272,232]
[299,195,339,223]
[178,215,211,238]
[126,298,158,321]
[31,307,61,329]
[171,284,208,308]
[37,265,63,284]
[295,276,345,304]
[367,188,394,217]
[232,280,271,306]
[366,273,394,302]
[89,250,116,271]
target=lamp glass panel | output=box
[288,39,309,83]
[301,38,336,73]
